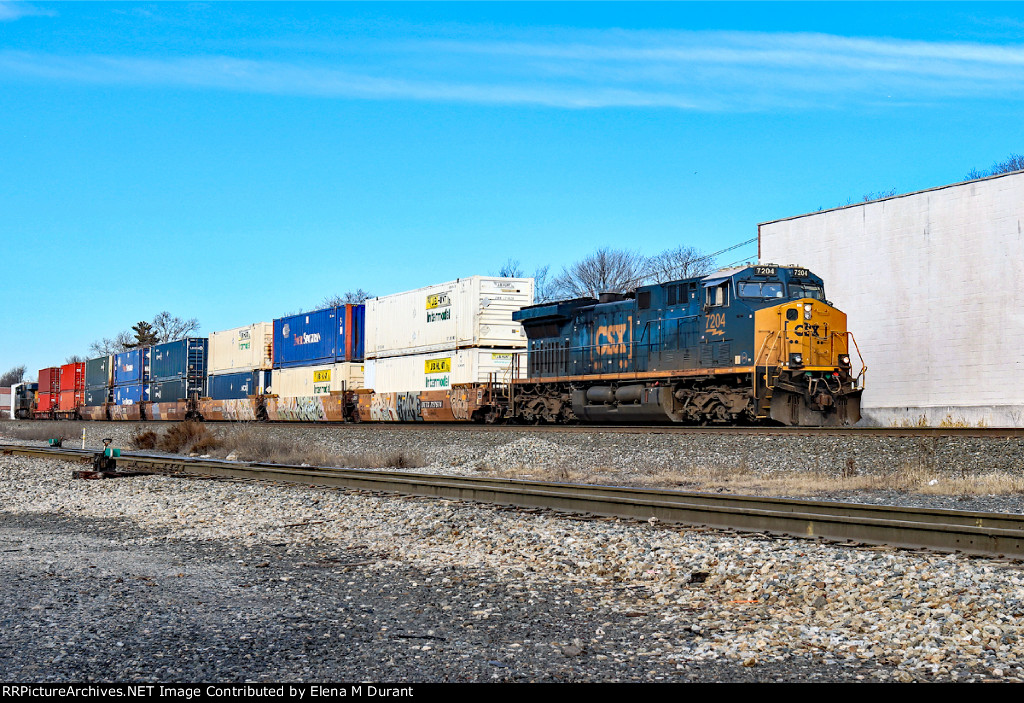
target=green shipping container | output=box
[85,355,113,389]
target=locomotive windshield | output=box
[738,281,784,299]
[789,283,825,300]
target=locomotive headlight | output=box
[789,353,804,368]
[838,354,851,368]
[803,303,812,320]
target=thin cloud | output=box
[0,2,55,21]
[1,28,1023,111]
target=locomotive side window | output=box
[789,283,825,300]
[738,281,784,299]
[706,281,730,307]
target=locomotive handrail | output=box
[845,331,868,389]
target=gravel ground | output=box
[4,420,1024,513]
[2,445,1024,683]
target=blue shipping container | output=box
[114,384,149,405]
[274,307,338,367]
[114,348,150,386]
[150,338,208,382]
[207,370,272,400]
[273,305,364,368]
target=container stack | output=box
[58,362,85,414]
[83,355,113,410]
[206,322,273,400]
[271,304,365,398]
[363,276,533,392]
[36,367,60,415]
[149,337,208,404]
[113,347,150,406]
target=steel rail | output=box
[7,418,1024,438]
[4,443,1024,559]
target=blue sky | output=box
[2,1,1023,377]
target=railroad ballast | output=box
[17,266,864,426]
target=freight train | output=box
[16,265,864,427]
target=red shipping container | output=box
[59,390,84,412]
[59,362,85,391]
[38,367,60,395]
[37,392,58,412]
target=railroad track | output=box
[7,418,1024,439]
[4,442,1024,560]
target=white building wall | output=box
[759,170,1024,427]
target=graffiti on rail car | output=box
[450,391,471,421]
[270,396,327,422]
[369,393,400,422]
[396,392,423,422]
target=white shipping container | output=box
[365,276,534,359]
[364,349,523,394]
[272,362,364,397]
[208,322,274,375]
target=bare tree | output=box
[861,188,898,202]
[645,246,714,283]
[89,330,136,357]
[497,258,525,278]
[89,312,200,356]
[151,311,200,342]
[495,258,555,303]
[0,365,26,387]
[993,154,1024,174]
[64,355,85,364]
[321,289,373,307]
[532,265,556,303]
[964,152,1024,181]
[551,248,649,299]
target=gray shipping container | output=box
[85,355,113,389]
[84,387,110,407]
[150,378,206,403]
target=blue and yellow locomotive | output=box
[510,264,864,426]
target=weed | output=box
[842,457,857,478]
[129,428,159,450]
[157,421,222,454]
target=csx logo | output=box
[793,324,822,338]
[595,322,630,357]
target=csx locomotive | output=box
[509,264,864,426]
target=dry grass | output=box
[487,457,1024,497]
[215,426,425,469]
[2,422,89,443]
[125,422,425,469]
[892,413,990,428]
